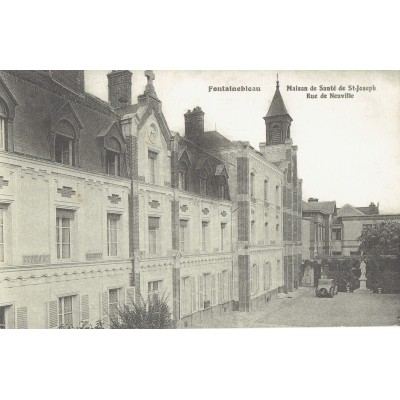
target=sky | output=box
[85,70,400,214]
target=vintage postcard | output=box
[0,70,399,329]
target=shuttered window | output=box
[109,288,120,324]
[58,296,73,327]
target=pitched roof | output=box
[337,204,365,217]
[302,200,336,215]
[356,206,379,215]
[202,130,235,151]
[266,84,290,118]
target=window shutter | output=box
[229,271,233,301]
[191,276,197,313]
[101,291,109,327]
[81,295,90,322]
[198,275,204,310]
[218,272,223,303]
[126,287,135,308]
[211,274,216,306]
[7,305,15,329]
[48,301,58,329]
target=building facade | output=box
[112,71,235,326]
[259,80,303,292]
[0,71,133,329]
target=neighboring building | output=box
[332,203,400,256]
[113,71,235,326]
[259,80,303,292]
[0,71,132,329]
[301,198,337,260]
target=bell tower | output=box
[263,76,292,145]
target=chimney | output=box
[308,198,319,203]
[107,70,132,109]
[184,106,205,141]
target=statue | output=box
[360,260,366,278]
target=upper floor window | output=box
[202,221,209,252]
[180,219,189,253]
[148,151,157,184]
[250,172,255,198]
[56,209,75,260]
[178,161,188,190]
[107,214,120,256]
[55,120,76,166]
[275,185,280,206]
[219,176,227,199]
[199,169,208,196]
[148,217,160,255]
[106,150,120,176]
[264,222,269,244]
[0,99,8,151]
[264,180,268,202]
[220,223,226,251]
[251,220,256,244]
[55,134,73,165]
[276,223,280,241]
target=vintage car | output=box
[315,279,338,297]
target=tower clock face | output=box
[148,126,157,143]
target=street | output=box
[191,288,400,328]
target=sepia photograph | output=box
[1,70,399,330]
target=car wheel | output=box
[329,288,335,297]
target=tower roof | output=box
[265,80,290,118]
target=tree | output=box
[110,293,176,329]
[357,220,400,259]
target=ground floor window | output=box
[58,296,74,327]
[109,288,120,323]
[148,280,163,301]
[0,306,6,329]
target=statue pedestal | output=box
[354,277,372,294]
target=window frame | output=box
[107,213,120,257]
[0,115,6,151]
[58,295,74,327]
[148,150,157,184]
[106,149,120,176]
[56,215,72,260]
[201,221,209,252]
[55,134,73,166]
[0,207,5,263]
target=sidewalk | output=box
[191,286,312,329]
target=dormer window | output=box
[219,176,227,199]
[178,161,188,190]
[55,134,73,165]
[54,120,76,166]
[106,150,120,176]
[199,169,208,195]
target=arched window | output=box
[264,179,268,202]
[0,99,8,151]
[55,120,76,165]
[250,172,255,198]
[178,161,188,190]
[270,124,282,144]
[199,168,208,195]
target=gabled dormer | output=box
[46,102,83,167]
[0,76,18,151]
